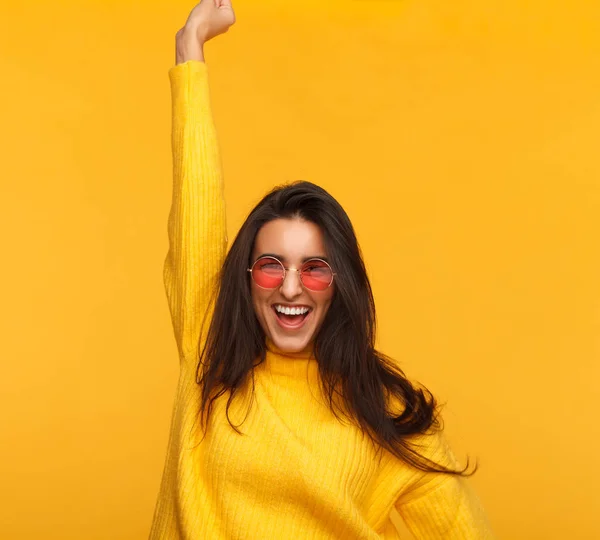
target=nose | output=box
[280,267,303,299]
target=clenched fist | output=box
[176,0,236,64]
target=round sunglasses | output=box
[247,256,336,291]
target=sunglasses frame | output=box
[247,256,336,291]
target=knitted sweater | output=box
[149,60,494,539]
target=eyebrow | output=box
[257,253,330,264]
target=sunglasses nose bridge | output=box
[280,265,303,292]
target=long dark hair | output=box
[196,180,474,476]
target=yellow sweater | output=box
[149,60,494,539]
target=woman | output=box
[150,1,494,538]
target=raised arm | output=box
[164,0,235,366]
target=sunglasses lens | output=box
[251,257,284,288]
[301,260,333,291]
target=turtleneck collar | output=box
[263,337,318,378]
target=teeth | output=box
[275,304,310,315]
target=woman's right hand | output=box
[176,0,236,64]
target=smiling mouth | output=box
[272,306,312,329]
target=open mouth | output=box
[272,305,312,329]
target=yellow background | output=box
[1,0,599,538]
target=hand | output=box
[176,0,236,64]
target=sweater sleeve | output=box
[395,473,494,539]
[164,60,227,366]
[393,431,495,539]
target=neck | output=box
[265,336,314,359]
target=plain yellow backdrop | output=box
[1,0,599,538]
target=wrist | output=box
[175,30,205,64]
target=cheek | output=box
[315,286,335,312]
[250,282,269,313]
[250,284,267,332]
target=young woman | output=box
[150,1,494,538]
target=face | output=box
[250,218,335,353]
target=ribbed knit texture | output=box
[149,60,494,539]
